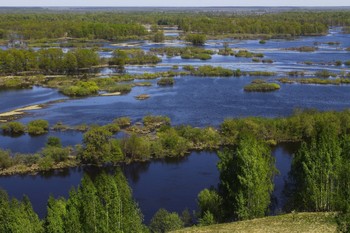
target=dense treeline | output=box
[0,171,146,232]
[0,11,349,41]
[177,11,350,36]
[195,110,350,229]
[3,110,350,175]
[0,48,99,75]
[0,13,147,40]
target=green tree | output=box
[45,196,66,233]
[64,189,82,233]
[149,208,184,233]
[27,119,49,135]
[153,31,165,43]
[62,51,78,74]
[185,34,206,46]
[82,126,124,163]
[218,135,275,220]
[291,124,342,211]
[197,188,223,222]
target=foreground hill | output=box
[173,212,337,233]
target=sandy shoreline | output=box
[0,105,42,118]
[100,92,121,96]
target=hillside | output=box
[173,212,337,233]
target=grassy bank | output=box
[173,212,337,233]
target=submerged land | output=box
[0,7,350,233]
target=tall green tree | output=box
[45,196,67,233]
[291,124,342,211]
[218,135,275,220]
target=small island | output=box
[157,77,175,86]
[244,80,280,92]
[135,94,150,100]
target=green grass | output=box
[173,212,337,233]
[244,82,280,92]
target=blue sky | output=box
[0,0,349,7]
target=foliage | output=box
[143,115,171,129]
[27,119,49,135]
[285,46,318,52]
[113,117,131,128]
[314,70,337,78]
[46,136,62,147]
[0,150,12,169]
[153,31,165,42]
[60,81,99,97]
[1,121,26,135]
[0,191,44,233]
[184,65,240,77]
[157,128,190,157]
[0,172,146,233]
[109,49,161,66]
[199,211,217,226]
[150,208,184,233]
[185,34,206,46]
[41,146,70,163]
[218,135,275,220]
[121,134,151,160]
[244,82,280,92]
[197,189,223,222]
[81,126,124,164]
[150,47,213,59]
[0,48,99,75]
[157,77,175,86]
[290,122,349,212]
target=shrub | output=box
[41,146,70,163]
[27,119,49,135]
[185,34,206,46]
[60,81,99,97]
[244,82,280,92]
[335,60,342,66]
[314,70,337,78]
[102,123,120,134]
[38,156,54,170]
[113,117,131,128]
[1,122,26,135]
[150,209,184,233]
[105,84,132,93]
[46,136,62,147]
[157,77,174,86]
[143,115,171,129]
[0,150,12,169]
[121,134,151,160]
[194,65,234,77]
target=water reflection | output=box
[271,142,300,214]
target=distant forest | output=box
[0,11,349,40]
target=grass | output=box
[244,82,280,92]
[173,212,337,233]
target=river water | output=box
[0,28,349,222]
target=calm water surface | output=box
[0,28,348,223]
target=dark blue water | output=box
[0,86,65,113]
[271,143,297,214]
[15,76,350,127]
[0,131,83,154]
[0,151,219,223]
[0,145,294,223]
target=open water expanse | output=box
[0,27,349,222]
